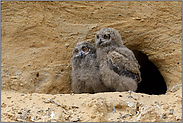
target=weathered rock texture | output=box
[1,90,182,122]
[1,1,182,122]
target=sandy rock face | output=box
[1,1,181,94]
[1,1,182,122]
[1,90,182,122]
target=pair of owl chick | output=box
[71,28,141,94]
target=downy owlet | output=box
[95,28,141,92]
[71,41,110,94]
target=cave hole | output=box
[133,50,167,95]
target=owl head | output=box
[73,41,96,58]
[95,28,123,48]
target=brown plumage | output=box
[95,28,141,92]
[71,41,110,94]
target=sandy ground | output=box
[1,88,182,122]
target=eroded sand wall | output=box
[1,1,182,122]
[1,1,182,94]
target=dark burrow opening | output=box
[133,50,167,95]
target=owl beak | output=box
[98,38,103,45]
[79,51,84,57]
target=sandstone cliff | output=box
[1,1,182,122]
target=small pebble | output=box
[65,44,69,47]
[48,99,55,103]
[10,76,18,79]
[119,95,122,97]
[7,96,11,99]
[169,109,174,115]
[38,109,44,112]
[18,112,22,114]
[162,113,167,119]
[119,14,121,16]
[31,118,36,121]
[134,17,141,20]
[57,103,61,106]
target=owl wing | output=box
[107,47,141,83]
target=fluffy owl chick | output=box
[95,28,141,92]
[71,41,110,94]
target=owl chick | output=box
[71,41,110,94]
[95,28,141,92]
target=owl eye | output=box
[96,35,99,39]
[104,34,110,39]
[75,49,79,53]
[82,47,88,52]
